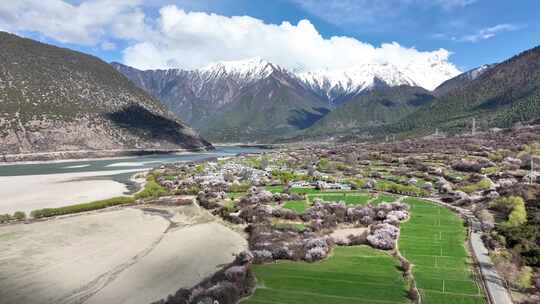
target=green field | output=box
[308,193,372,205]
[243,246,409,304]
[266,186,286,193]
[399,198,485,304]
[282,200,310,213]
[371,194,399,204]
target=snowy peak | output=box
[297,63,420,101]
[198,57,284,83]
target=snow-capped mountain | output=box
[197,57,287,84]
[115,57,458,107]
[297,63,417,103]
[297,60,459,103]
[112,56,459,141]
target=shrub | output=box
[493,196,527,228]
[375,180,428,197]
[516,266,533,289]
[195,164,205,173]
[481,166,499,175]
[223,201,236,213]
[0,214,12,223]
[135,174,168,199]
[30,196,135,219]
[13,211,26,221]
[229,183,251,193]
[317,158,330,171]
[506,198,527,228]
[272,171,296,185]
[350,178,367,189]
[460,178,493,194]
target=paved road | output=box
[428,197,513,304]
[469,229,514,304]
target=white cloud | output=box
[459,24,517,43]
[0,1,460,79]
[0,0,142,44]
[121,5,459,77]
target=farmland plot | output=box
[399,198,486,304]
[243,246,409,304]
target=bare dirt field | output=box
[0,204,247,304]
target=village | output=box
[142,125,540,304]
[1,126,539,304]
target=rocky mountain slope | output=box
[113,58,329,142]
[0,32,211,155]
[433,64,494,97]
[113,57,457,141]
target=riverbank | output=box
[0,147,213,164]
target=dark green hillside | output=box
[305,85,434,135]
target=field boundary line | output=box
[425,196,502,304]
[419,288,485,297]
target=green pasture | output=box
[243,246,409,304]
[399,198,485,304]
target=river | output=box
[0,146,267,214]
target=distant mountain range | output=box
[2,31,538,150]
[115,43,540,141]
[113,58,329,142]
[0,32,211,155]
[112,55,458,141]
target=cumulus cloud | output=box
[0,1,459,77]
[459,24,518,43]
[0,0,142,44]
[121,5,459,76]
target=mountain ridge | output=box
[0,31,211,155]
[112,57,458,141]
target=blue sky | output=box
[180,0,539,70]
[1,0,539,72]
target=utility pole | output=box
[435,128,439,137]
[531,157,536,184]
[472,118,476,136]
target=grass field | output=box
[308,193,372,205]
[282,200,310,213]
[266,186,286,193]
[243,246,409,304]
[399,198,485,304]
[371,194,398,205]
